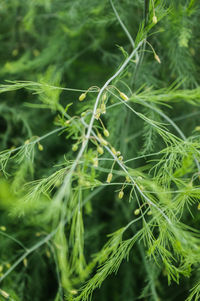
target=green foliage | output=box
[0,0,200,300]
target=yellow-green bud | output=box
[152,15,157,24]
[79,93,86,101]
[106,173,113,183]
[111,147,117,155]
[38,143,43,151]
[134,209,140,215]
[97,146,104,155]
[119,92,129,101]
[103,129,109,137]
[72,144,78,151]
[102,92,107,102]
[154,54,161,64]
[0,226,6,231]
[126,176,131,183]
[118,190,124,199]
[93,157,98,168]
[101,103,106,114]
[197,203,200,210]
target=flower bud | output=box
[152,15,157,24]
[72,144,78,151]
[119,92,129,101]
[106,173,113,183]
[97,146,104,155]
[79,93,86,101]
[154,54,161,64]
[38,143,43,151]
[93,157,98,168]
[118,190,124,199]
[103,129,109,137]
[134,209,140,215]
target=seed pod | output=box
[134,209,140,215]
[152,15,157,24]
[72,144,78,151]
[154,54,161,64]
[118,190,124,199]
[103,129,109,137]
[106,173,113,183]
[79,93,86,101]
[97,146,104,155]
[119,92,129,101]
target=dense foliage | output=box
[1,0,200,300]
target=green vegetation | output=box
[0,0,200,300]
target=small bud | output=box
[23,258,28,267]
[33,49,40,57]
[118,190,124,199]
[106,173,113,183]
[152,15,157,24]
[81,112,86,117]
[98,133,108,146]
[95,109,101,120]
[0,226,6,231]
[70,290,78,295]
[102,92,107,102]
[46,250,51,258]
[119,92,129,101]
[93,157,98,168]
[103,129,109,137]
[12,49,18,56]
[134,209,140,215]
[72,144,78,152]
[154,54,161,64]
[24,139,30,145]
[197,203,200,210]
[65,120,71,125]
[111,147,117,156]
[6,263,11,269]
[97,146,104,155]
[79,93,86,101]
[126,176,131,183]
[0,289,9,299]
[116,151,121,156]
[38,143,43,151]
[0,265,3,273]
[194,126,200,132]
[101,103,106,114]
[118,156,123,161]
[147,210,152,216]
